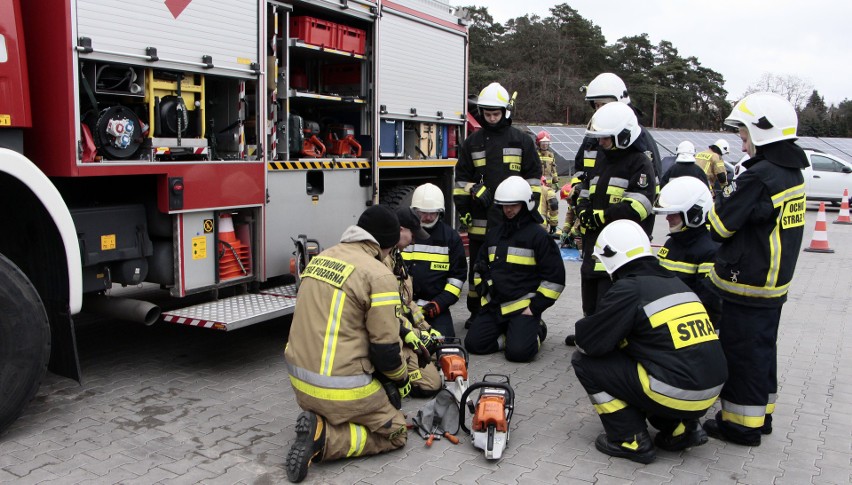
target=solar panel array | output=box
[523,124,852,176]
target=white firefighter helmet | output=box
[712,138,731,155]
[494,176,534,211]
[724,92,798,146]
[584,73,631,105]
[411,183,445,213]
[593,220,653,274]
[675,140,696,162]
[585,102,641,149]
[477,82,511,110]
[654,176,713,228]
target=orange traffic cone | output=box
[804,202,834,253]
[834,189,852,224]
[218,214,251,280]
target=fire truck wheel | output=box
[0,254,51,437]
[380,184,417,210]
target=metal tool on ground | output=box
[459,374,514,460]
[435,337,469,402]
[410,388,460,447]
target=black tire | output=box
[380,184,417,210]
[0,254,51,436]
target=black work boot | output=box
[539,319,548,342]
[286,411,326,483]
[654,420,708,452]
[595,431,656,464]
[564,334,576,346]
[702,418,760,447]
[761,414,773,435]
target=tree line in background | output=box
[466,4,852,138]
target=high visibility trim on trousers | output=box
[708,206,734,238]
[659,259,698,274]
[500,292,536,315]
[347,423,368,457]
[710,268,791,298]
[766,393,777,414]
[320,289,347,375]
[637,363,721,411]
[289,374,383,401]
[720,399,766,428]
[537,281,564,300]
[370,292,401,307]
[589,391,628,414]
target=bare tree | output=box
[742,73,814,110]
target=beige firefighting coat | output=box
[285,226,408,420]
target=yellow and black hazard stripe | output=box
[268,160,371,171]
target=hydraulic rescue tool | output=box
[434,337,469,402]
[459,374,514,460]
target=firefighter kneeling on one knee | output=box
[284,205,411,483]
[571,220,727,464]
[464,176,565,362]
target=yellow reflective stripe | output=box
[452,188,468,196]
[320,289,346,375]
[347,424,368,457]
[771,184,806,208]
[371,292,401,307]
[530,185,542,194]
[593,261,606,272]
[622,197,650,220]
[290,375,383,401]
[537,284,561,300]
[475,185,488,198]
[402,252,450,263]
[766,220,781,287]
[659,259,699,274]
[710,268,790,298]
[766,403,776,414]
[708,207,734,238]
[385,363,407,381]
[698,262,714,274]
[606,186,625,196]
[590,391,628,414]
[721,410,765,428]
[473,157,486,167]
[501,297,532,315]
[469,226,486,235]
[721,400,766,428]
[444,283,462,297]
[647,301,705,328]
[506,254,536,265]
[637,364,718,411]
[583,158,595,168]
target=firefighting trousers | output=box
[306,400,407,462]
[571,351,715,441]
[466,238,484,315]
[580,275,612,316]
[402,347,441,397]
[426,312,455,338]
[714,300,780,443]
[464,309,542,362]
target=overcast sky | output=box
[472,0,850,106]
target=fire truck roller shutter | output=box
[0,252,50,437]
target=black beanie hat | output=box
[357,205,400,249]
[395,207,430,240]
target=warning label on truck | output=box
[192,236,207,259]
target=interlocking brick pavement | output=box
[2,203,852,484]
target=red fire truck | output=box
[0,0,468,434]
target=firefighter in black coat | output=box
[403,183,467,337]
[702,93,809,446]
[464,176,565,363]
[572,220,727,464]
[454,82,542,325]
[653,176,721,324]
[567,102,655,348]
[659,141,710,188]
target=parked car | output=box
[802,149,852,205]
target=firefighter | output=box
[559,180,582,249]
[284,205,410,483]
[403,183,467,337]
[574,73,661,237]
[652,176,721,325]
[659,141,709,188]
[536,131,561,234]
[454,82,542,328]
[702,92,808,446]
[565,102,655,346]
[386,207,443,398]
[695,139,730,193]
[572,220,727,464]
[464,176,565,363]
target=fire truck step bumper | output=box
[161,284,298,331]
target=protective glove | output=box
[470,183,492,209]
[422,301,441,319]
[428,328,442,339]
[419,331,439,355]
[396,375,412,399]
[401,326,431,367]
[579,209,605,230]
[459,212,472,227]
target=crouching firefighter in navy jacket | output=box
[464,176,565,362]
[572,220,727,464]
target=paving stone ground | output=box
[2,203,851,484]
